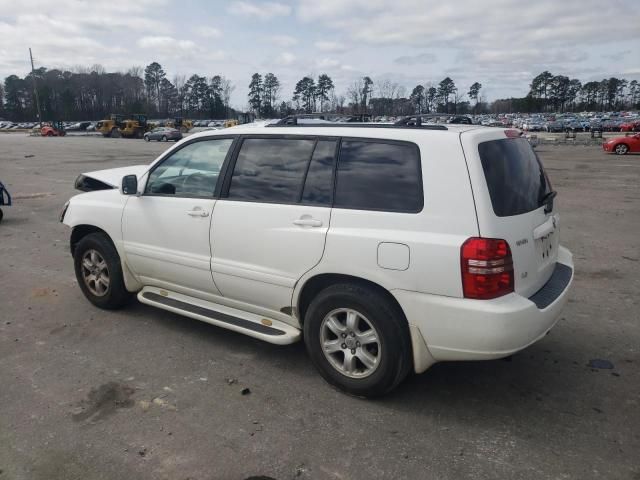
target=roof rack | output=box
[267,116,447,130]
[394,114,471,126]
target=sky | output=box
[1,0,639,109]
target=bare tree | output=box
[346,78,363,113]
[220,76,235,117]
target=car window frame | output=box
[333,136,424,214]
[142,135,239,200]
[219,134,339,207]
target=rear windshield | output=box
[478,138,551,217]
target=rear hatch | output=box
[461,129,559,298]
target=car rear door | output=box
[461,130,560,298]
[210,136,336,315]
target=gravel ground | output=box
[0,135,638,480]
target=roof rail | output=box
[268,116,447,130]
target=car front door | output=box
[122,137,235,296]
[210,136,336,315]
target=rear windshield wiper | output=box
[540,190,557,213]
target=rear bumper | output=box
[394,246,574,372]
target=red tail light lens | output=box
[504,129,522,138]
[461,237,514,299]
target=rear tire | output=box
[0,208,3,223]
[303,283,412,397]
[111,128,121,138]
[144,135,150,142]
[73,233,132,309]
[162,135,167,142]
[614,144,628,155]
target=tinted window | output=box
[301,140,336,206]
[335,140,422,212]
[146,138,233,197]
[228,138,315,203]
[478,138,551,217]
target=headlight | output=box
[59,201,70,223]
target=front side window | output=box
[334,140,423,212]
[145,138,233,197]
[227,138,315,203]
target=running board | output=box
[137,287,301,345]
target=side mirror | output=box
[121,175,138,195]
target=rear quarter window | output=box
[478,138,551,217]
[334,139,423,213]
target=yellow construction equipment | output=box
[96,114,125,137]
[224,119,238,128]
[119,114,150,139]
[165,117,193,133]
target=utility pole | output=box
[29,48,42,127]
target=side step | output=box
[137,287,301,345]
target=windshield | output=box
[478,138,552,217]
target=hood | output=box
[75,165,148,192]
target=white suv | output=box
[61,120,574,396]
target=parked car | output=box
[544,121,564,132]
[602,133,640,155]
[620,120,640,132]
[60,122,573,397]
[143,127,182,142]
[447,115,473,125]
[67,121,92,131]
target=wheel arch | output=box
[70,224,111,255]
[296,273,406,326]
[70,224,142,293]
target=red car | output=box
[602,133,640,155]
[620,120,640,132]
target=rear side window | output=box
[228,138,315,203]
[478,138,551,217]
[334,140,423,212]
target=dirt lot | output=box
[0,135,639,480]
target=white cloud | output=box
[314,41,344,53]
[195,26,222,38]
[269,35,298,47]
[316,58,341,69]
[301,0,640,53]
[274,52,297,66]
[394,53,437,65]
[228,1,291,19]
[137,36,197,51]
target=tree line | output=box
[250,71,638,117]
[0,62,236,122]
[492,71,639,114]
[2,63,639,122]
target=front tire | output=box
[303,283,412,397]
[614,144,628,155]
[162,135,167,142]
[73,233,131,309]
[144,135,150,142]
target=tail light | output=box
[504,129,522,138]
[461,237,514,299]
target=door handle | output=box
[293,217,323,227]
[187,208,209,217]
